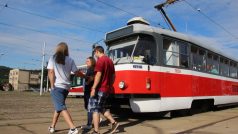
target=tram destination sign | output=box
[106,25,133,41]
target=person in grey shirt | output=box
[47,42,84,134]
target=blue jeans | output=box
[50,87,69,112]
[84,91,92,125]
[88,91,108,113]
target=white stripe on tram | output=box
[115,64,238,82]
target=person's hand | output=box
[78,71,85,78]
[88,76,94,82]
[90,88,95,97]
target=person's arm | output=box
[74,70,86,78]
[71,59,86,78]
[48,69,55,89]
[90,71,102,97]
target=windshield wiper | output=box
[114,57,121,65]
[130,36,140,63]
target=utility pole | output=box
[155,0,180,32]
[46,62,49,92]
[40,42,46,96]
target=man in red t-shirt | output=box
[89,46,119,134]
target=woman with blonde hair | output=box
[47,42,84,134]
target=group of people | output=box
[47,42,119,134]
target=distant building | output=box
[9,69,41,91]
[29,71,41,89]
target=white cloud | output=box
[0,0,238,69]
[62,10,106,25]
[160,0,238,60]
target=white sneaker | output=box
[48,126,55,133]
[68,128,79,134]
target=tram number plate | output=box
[133,65,143,69]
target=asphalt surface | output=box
[0,91,238,134]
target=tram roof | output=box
[106,24,237,62]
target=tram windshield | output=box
[108,35,156,65]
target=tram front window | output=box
[133,35,156,65]
[108,35,156,65]
[108,36,138,64]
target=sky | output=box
[0,0,238,70]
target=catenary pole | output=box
[40,42,46,96]
[46,62,49,92]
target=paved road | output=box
[0,92,238,134]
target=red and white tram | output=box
[105,17,238,113]
[68,65,87,97]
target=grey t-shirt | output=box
[47,56,78,90]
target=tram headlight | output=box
[119,81,125,89]
[146,78,151,90]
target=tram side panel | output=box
[112,69,160,95]
[160,68,193,111]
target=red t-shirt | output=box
[95,55,115,93]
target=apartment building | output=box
[9,69,40,91]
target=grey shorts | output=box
[50,87,69,112]
[88,91,108,113]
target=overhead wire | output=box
[0,1,166,45]
[0,22,94,44]
[184,0,238,40]
[0,0,8,14]
[0,4,105,33]
[0,32,42,44]
[95,0,137,17]
[95,0,167,28]
[0,38,46,57]
[0,41,52,70]
[0,6,38,56]
[0,42,42,55]
[0,3,105,48]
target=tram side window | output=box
[229,61,237,78]
[70,75,83,87]
[220,57,229,77]
[178,41,189,68]
[206,52,219,74]
[191,46,206,71]
[76,77,83,86]
[163,39,189,68]
[163,39,179,66]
